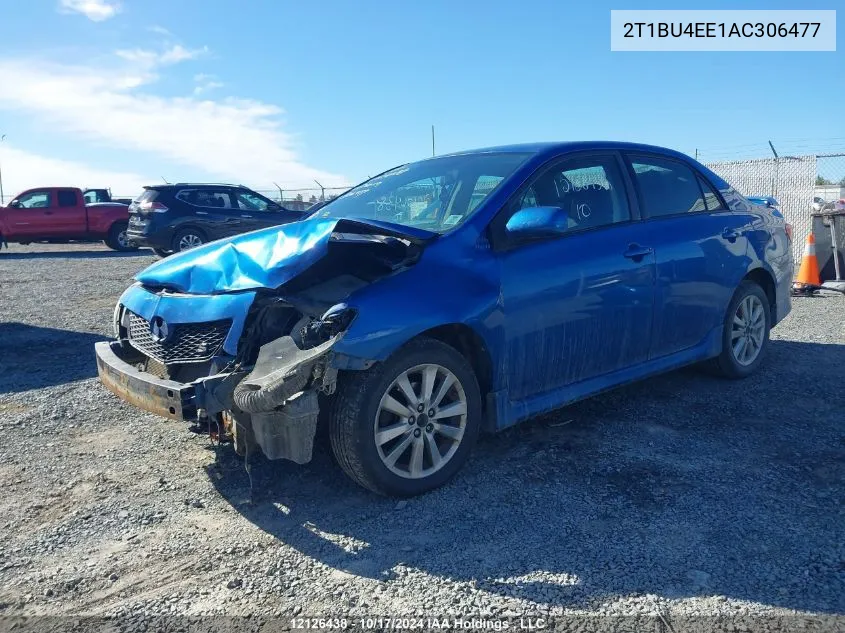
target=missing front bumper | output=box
[96,331,346,466]
[95,341,198,420]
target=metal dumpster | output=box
[812,209,845,291]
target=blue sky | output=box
[0,0,842,198]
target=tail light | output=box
[785,223,793,241]
[139,200,169,214]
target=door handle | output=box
[722,227,740,242]
[623,243,653,261]
[44,211,54,215]
[241,215,253,219]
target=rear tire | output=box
[105,222,137,251]
[172,228,206,252]
[708,281,771,379]
[328,337,482,497]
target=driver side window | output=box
[234,192,279,212]
[16,190,52,209]
[512,155,631,233]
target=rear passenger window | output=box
[697,176,725,211]
[57,190,77,207]
[513,155,631,232]
[628,155,707,217]
[177,189,233,209]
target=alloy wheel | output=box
[374,363,468,479]
[730,294,766,366]
[178,234,203,251]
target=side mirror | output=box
[8,200,20,208]
[505,206,569,241]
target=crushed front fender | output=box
[229,333,343,465]
[233,333,340,414]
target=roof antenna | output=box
[161,176,170,184]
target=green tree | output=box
[839,176,845,186]
[816,175,833,185]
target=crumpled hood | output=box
[135,216,436,295]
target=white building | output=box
[815,185,845,202]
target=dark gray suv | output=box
[126,183,305,257]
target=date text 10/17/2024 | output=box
[290,617,548,630]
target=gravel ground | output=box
[0,242,843,629]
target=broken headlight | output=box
[300,303,357,348]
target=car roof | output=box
[435,141,696,161]
[143,183,250,190]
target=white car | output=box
[813,196,825,212]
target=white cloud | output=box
[58,0,120,21]
[0,145,148,200]
[193,73,225,96]
[160,44,208,64]
[116,45,208,68]
[110,44,207,88]
[0,58,347,189]
[148,25,172,37]
[114,48,160,65]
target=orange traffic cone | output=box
[792,232,821,295]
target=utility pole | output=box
[273,181,284,203]
[314,180,325,201]
[431,125,436,157]
[695,148,699,161]
[0,134,5,205]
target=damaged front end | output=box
[224,301,353,465]
[95,216,435,466]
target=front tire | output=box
[104,222,137,251]
[709,281,771,379]
[329,337,482,497]
[152,247,171,258]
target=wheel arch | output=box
[106,218,127,232]
[742,266,777,318]
[173,224,208,238]
[171,225,208,250]
[412,323,494,409]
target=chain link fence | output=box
[705,153,845,265]
[252,186,351,211]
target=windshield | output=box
[312,152,532,233]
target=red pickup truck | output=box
[0,187,137,251]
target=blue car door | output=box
[496,152,656,401]
[623,153,750,359]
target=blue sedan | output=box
[95,142,794,497]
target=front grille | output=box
[127,311,231,364]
